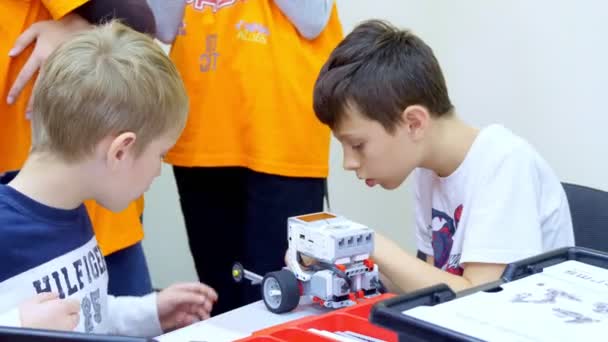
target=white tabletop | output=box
[155,298,330,342]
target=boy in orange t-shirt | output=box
[152,0,344,315]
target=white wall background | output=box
[143,0,608,288]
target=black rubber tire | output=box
[261,269,300,313]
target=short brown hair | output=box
[31,21,188,161]
[313,20,453,132]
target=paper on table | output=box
[403,260,608,342]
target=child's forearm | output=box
[146,0,186,43]
[373,233,475,293]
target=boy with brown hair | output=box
[0,22,216,334]
[313,20,574,293]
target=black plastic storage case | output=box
[369,247,608,342]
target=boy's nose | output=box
[343,156,360,171]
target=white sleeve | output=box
[460,147,544,265]
[0,308,21,327]
[146,0,186,43]
[414,171,433,257]
[107,293,162,337]
[273,0,333,40]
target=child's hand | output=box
[157,282,218,331]
[19,292,80,331]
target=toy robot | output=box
[232,212,381,313]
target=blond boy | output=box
[0,22,216,335]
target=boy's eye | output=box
[352,143,364,150]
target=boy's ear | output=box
[401,105,431,141]
[106,132,137,169]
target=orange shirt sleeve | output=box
[41,0,89,19]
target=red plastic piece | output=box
[236,293,398,342]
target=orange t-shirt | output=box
[0,0,144,256]
[167,0,343,178]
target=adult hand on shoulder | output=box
[157,282,218,332]
[6,13,91,118]
[19,292,80,331]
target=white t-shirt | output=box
[415,125,574,275]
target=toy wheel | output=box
[261,270,300,313]
[232,262,244,283]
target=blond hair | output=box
[31,21,188,160]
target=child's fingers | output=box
[188,300,213,319]
[68,311,80,330]
[170,283,218,302]
[169,291,207,308]
[202,286,218,302]
[188,301,212,321]
[184,313,199,326]
[175,312,199,328]
[62,298,81,315]
[34,292,60,303]
[196,284,217,302]
[55,309,80,331]
[196,306,211,321]
[175,312,187,327]
[204,298,213,314]
[178,300,213,322]
[169,282,203,292]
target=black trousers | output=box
[173,166,325,315]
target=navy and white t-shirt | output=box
[0,185,161,336]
